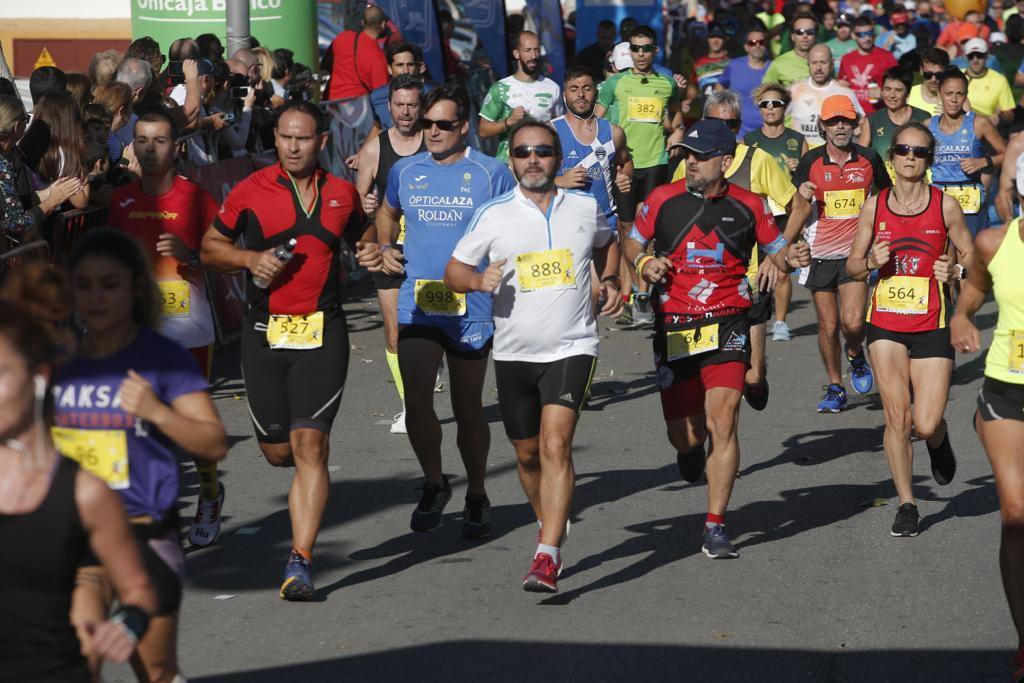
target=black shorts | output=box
[865,324,955,360]
[241,312,350,444]
[372,271,405,290]
[398,322,493,360]
[977,377,1024,422]
[805,257,856,292]
[614,164,668,223]
[493,355,597,439]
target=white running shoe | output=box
[771,320,792,342]
[390,410,407,434]
[189,483,224,548]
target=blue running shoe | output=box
[701,524,738,559]
[817,384,847,413]
[847,346,874,394]
[280,551,315,601]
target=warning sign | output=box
[34,47,56,70]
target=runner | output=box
[623,119,810,558]
[0,296,157,682]
[762,12,818,88]
[56,230,227,682]
[950,154,1024,682]
[837,15,897,115]
[847,121,974,536]
[444,122,623,592]
[787,44,864,149]
[824,12,857,64]
[925,69,1006,236]
[962,37,1016,125]
[356,74,426,435]
[107,109,225,549]
[719,27,772,139]
[478,31,563,162]
[370,42,430,130]
[595,24,683,327]
[745,82,809,342]
[858,66,930,181]
[908,48,954,116]
[785,94,891,412]
[551,66,632,299]
[376,84,516,537]
[201,100,379,600]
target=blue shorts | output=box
[398,319,494,359]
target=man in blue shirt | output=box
[370,42,434,129]
[719,27,771,139]
[876,10,917,60]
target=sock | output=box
[535,543,560,565]
[292,547,312,563]
[195,460,219,500]
[706,513,725,528]
[385,349,404,401]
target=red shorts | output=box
[659,361,747,421]
[188,344,213,381]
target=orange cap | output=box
[955,23,981,42]
[820,94,857,121]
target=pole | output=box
[226,0,251,58]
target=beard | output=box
[568,99,596,119]
[521,58,541,76]
[686,171,712,194]
[519,167,556,191]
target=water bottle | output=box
[252,238,297,289]
[868,81,880,107]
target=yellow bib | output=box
[159,280,190,318]
[52,427,130,490]
[941,184,982,215]
[516,248,575,292]
[823,188,865,219]
[414,279,467,316]
[266,312,325,350]
[1010,329,1024,375]
[627,96,663,123]
[666,323,720,361]
[876,275,930,314]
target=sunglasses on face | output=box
[822,116,855,127]
[967,52,987,60]
[684,149,718,162]
[746,39,767,46]
[510,144,557,159]
[892,144,930,157]
[759,99,786,109]
[420,117,461,131]
[793,28,816,36]
[630,43,656,53]
[709,116,741,130]
[922,70,943,80]
[854,31,874,38]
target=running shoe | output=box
[677,449,706,483]
[890,502,920,537]
[633,293,654,326]
[390,410,407,435]
[926,432,957,486]
[410,477,452,532]
[523,552,561,593]
[847,346,874,394]
[701,524,739,559]
[743,380,770,411]
[188,483,224,548]
[615,301,635,328]
[771,320,792,341]
[817,383,848,413]
[280,551,315,601]
[461,493,492,539]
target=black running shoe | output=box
[410,477,452,532]
[743,380,770,411]
[677,449,706,483]
[891,502,920,537]
[461,493,492,539]
[926,432,956,486]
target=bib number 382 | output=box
[516,248,575,292]
[267,312,325,350]
[627,96,663,123]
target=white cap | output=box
[903,0,916,8]
[611,42,633,71]
[858,3,873,14]
[991,32,1009,45]
[964,37,989,54]
[1015,152,1024,197]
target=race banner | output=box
[461,0,509,79]
[372,0,446,83]
[525,0,566,85]
[320,95,376,182]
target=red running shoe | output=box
[523,553,561,593]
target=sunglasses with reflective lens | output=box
[758,99,786,109]
[792,28,816,36]
[511,144,557,159]
[922,70,944,80]
[420,117,461,131]
[746,39,767,47]
[822,116,856,127]
[854,31,874,38]
[629,43,656,53]
[892,144,930,158]
[967,52,987,60]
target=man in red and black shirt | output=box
[787,94,891,412]
[201,101,381,601]
[623,119,809,560]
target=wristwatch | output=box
[954,264,968,281]
[188,249,200,269]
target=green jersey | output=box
[743,127,804,176]
[597,70,679,169]
[761,50,809,88]
[480,74,562,160]
[824,37,857,65]
[867,106,930,180]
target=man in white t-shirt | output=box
[787,44,864,147]
[169,59,227,164]
[478,31,563,160]
[445,122,622,593]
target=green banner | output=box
[131,0,318,69]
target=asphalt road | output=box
[107,278,1013,682]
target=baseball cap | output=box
[955,23,982,42]
[821,94,858,121]
[836,12,854,26]
[611,42,633,71]
[890,10,910,26]
[197,59,222,76]
[964,37,989,55]
[708,22,727,38]
[991,32,1008,45]
[671,119,737,156]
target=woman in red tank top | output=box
[846,122,976,537]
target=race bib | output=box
[159,280,190,318]
[627,96,663,123]
[876,275,929,314]
[266,312,325,350]
[516,248,575,292]
[397,215,407,246]
[666,323,720,361]
[941,184,982,215]
[414,279,466,316]
[823,188,865,219]
[1010,329,1024,375]
[52,427,129,490]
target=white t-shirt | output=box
[452,187,615,363]
[786,78,865,147]
[170,84,213,165]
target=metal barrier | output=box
[0,239,50,278]
[47,205,110,266]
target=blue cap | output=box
[675,119,736,157]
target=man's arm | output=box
[995,134,1024,222]
[355,133,381,199]
[200,224,284,282]
[942,192,975,271]
[180,59,202,132]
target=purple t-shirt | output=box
[52,326,207,520]
[719,57,770,140]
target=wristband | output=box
[110,605,150,645]
[985,155,993,169]
[380,244,394,252]
[635,255,655,278]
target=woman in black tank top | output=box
[0,297,156,682]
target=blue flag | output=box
[524,0,566,85]
[461,0,509,79]
[373,0,446,82]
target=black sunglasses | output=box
[967,52,987,60]
[793,28,816,36]
[746,39,767,46]
[511,144,557,159]
[892,143,930,158]
[629,43,656,53]
[758,99,786,109]
[419,117,461,131]
[683,149,718,162]
[922,70,943,80]
[709,116,741,130]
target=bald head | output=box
[364,6,386,30]
[808,44,834,86]
[517,30,540,50]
